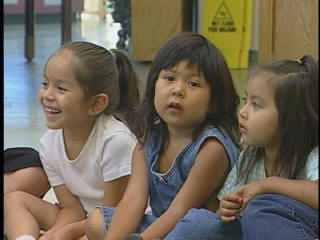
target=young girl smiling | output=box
[4,41,140,240]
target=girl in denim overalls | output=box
[88,32,241,240]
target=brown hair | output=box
[238,55,318,181]
[46,41,140,131]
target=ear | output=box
[88,93,109,116]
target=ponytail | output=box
[111,49,141,132]
[56,42,140,133]
[300,55,318,116]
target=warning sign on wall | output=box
[209,2,236,33]
[202,0,252,68]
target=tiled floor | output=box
[4,14,249,203]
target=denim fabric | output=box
[98,206,158,232]
[164,208,243,240]
[241,194,319,240]
[98,207,243,240]
[145,124,239,217]
[97,206,113,232]
[98,125,239,238]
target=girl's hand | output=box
[217,193,243,222]
[234,180,264,210]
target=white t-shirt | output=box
[39,114,137,213]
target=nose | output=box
[40,85,55,101]
[171,82,185,97]
[238,104,247,120]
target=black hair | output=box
[134,32,240,154]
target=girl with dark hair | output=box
[4,41,140,240]
[215,55,318,239]
[89,32,240,240]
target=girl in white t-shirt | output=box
[4,42,140,240]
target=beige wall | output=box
[259,0,318,64]
[198,0,318,64]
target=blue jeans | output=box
[97,206,158,233]
[164,208,242,240]
[98,206,242,240]
[241,194,319,240]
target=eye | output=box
[252,102,261,109]
[57,86,68,92]
[188,81,199,87]
[41,81,48,88]
[164,75,174,82]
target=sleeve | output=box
[39,135,65,186]
[217,151,246,200]
[100,132,137,182]
[304,147,318,181]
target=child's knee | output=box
[184,208,219,222]
[4,191,27,207]
[86,208,105,240]
[241,194,282,231]
[4,191,32,218]
[175,208,219,231]
[166,209,225,240]
[4,167,50,197]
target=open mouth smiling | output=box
[45,107,61,115]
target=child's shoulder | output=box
[199,126,237,150]
[197,126,239,167]
[308,147,318,160]
[202,125,235,141]
[40,128,61,143]
[303,147,318,171]
[201,125,226,137]
[302,147,319,181]
[96,114,137,140]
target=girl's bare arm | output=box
[105,144,149,240]
[103,175,130,207]
[236,177,318,210]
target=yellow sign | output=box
[202,0,252,68]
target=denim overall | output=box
[145,125,238,218]
[98,125,239,239]
[100,126,319,240]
